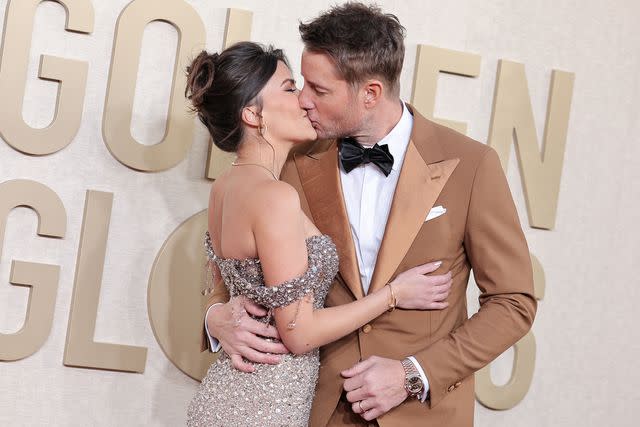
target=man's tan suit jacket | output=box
[202,106,537,426]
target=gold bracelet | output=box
[386,283,397,312]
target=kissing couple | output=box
[186,3,536,426]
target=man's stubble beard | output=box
[313,92,367,140]
[316,111,366,141]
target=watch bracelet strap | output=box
[401,357,422,398]
[401,357,419,376]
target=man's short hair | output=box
[299,2,406,96]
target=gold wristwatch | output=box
[401,358,424,399]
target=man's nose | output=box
[298,86,314,110]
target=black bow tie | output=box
[338,138,394,177]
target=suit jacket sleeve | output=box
[414,147,537,407]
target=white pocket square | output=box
[425,206,447,222]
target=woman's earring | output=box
[259,120,268,136]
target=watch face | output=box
[407,374,424,393]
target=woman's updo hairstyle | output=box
[185,41,289,152]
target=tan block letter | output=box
[488,60,574,230]
[0,180,66,360]
[63,190,147,373]
[0,0,92,155]
[410,44,481,135]
[103,0,206,172]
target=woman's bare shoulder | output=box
[253,180,301,210]
[249,180,305,238]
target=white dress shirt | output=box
[340,103,410,294]
[338,102,429,402]
[206,102,430,401]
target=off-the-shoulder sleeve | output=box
[237,255,323,309]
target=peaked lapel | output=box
[294,142,364,299]
[368,109,460,294]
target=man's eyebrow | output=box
[306,79,328,91]
[281,78,296,86]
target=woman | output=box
[185,42,451,426]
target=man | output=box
[202,3,536,426]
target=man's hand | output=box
[341,356,409,421]
[206,296,289,373]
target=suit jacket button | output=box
[447,385,455,392]
[362,324,372,334]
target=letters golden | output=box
[411,44,481,135]
[0,0,573,411]
[205,8,253,180]
[103,0,206,172]
[411,48,574,231]
[0,180,65,361]
[64,191,147,373]
[0,0,92,155]
[488,61,574,230]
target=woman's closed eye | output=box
[281,78,298,93]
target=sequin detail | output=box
[187,231,339,426]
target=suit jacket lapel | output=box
[294,141,364,299]
[368,109,460,294]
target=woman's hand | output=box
[389,261,452,310]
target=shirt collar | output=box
[372,101,413,172]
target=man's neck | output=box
[352,98,404,147]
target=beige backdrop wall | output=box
[0,0,638,426]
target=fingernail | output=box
[435,261,442,267]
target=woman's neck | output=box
[234,134,292,179]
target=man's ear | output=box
[363,79,384,107]
[241,107,261,128]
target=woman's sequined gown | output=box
[187,232,339,426]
